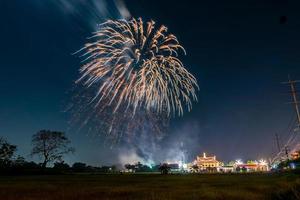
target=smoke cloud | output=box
[117,121,202,167]
[30,0,131,30]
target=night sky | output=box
[1,0,300,166]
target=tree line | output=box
[0,130,116,174]
[1,130,178,175]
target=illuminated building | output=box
[233,160,269,172]
[220,165,234,173]
[194,152,222,171]
[168,163,180,173]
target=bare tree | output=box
[31,130,74,168]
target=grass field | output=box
[0,173,299,200]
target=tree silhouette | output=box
[124,164,135,172]
[53,161,70,170]
[0,137,17,167]
[31,130,74,168]
[72,162,87,172]
[159,163,170,174]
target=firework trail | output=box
[76,18,198,117]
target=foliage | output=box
[13,156,26,167]
[159,163,171,174]
[124,163,136,172]
[241,167,247,172]
[72,162,87,172]
[0,137,17,167]
[124,162,154,172]
[53,161,70,170]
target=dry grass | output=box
[0,173,299,200]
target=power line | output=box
[282,76,300,150]
[275,133,281,153]
[282,76,300,126]
[271,76,300,164]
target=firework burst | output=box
[76,18,198,116]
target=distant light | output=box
[290,162,296,169]
[183,164,188,169]
[178,161,183,168]
[259,159,267,166]
[235,159,243,165]
[271,164,278,169]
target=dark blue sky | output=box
[1,0,300,165]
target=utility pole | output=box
[284,146,290,160]
[282,76,300,126]
[279,76,300,162]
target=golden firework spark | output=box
[76,18,198,116]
